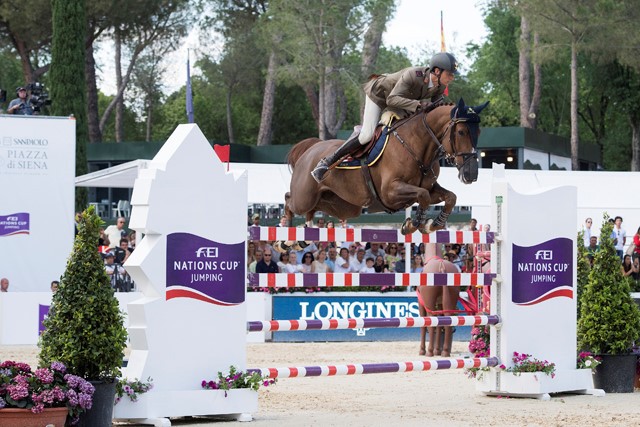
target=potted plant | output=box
[577,213,640,393]
[39,207,128,425]
[0,360,94,426]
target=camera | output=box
[26,82,52,112]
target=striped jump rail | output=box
[247,314,501,332]
[249,226,495,244]
[248,272,496,288]
[248,357,500,379]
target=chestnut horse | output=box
[418,244,460,357]
[284,99,488,234]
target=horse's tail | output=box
[287,137,322,169]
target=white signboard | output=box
[0,116,76,291]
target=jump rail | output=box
[248,357,500,379]
[248,272,496,287]
[247,314,501,332]
[249,226,495,244]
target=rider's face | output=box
[437,69,455,86]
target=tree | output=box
[49,0,89,211]
[518,15,542,128]
[130,50,166,142]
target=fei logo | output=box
[166,232,244,306]
[512,237,573,306]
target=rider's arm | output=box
[386,68,423,113]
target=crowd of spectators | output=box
[247,215,490,278]
[98,216,136,292]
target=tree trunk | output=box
[85,42,102,143]
[257,51,277,146]
[226,87,235,144]
[303,84,319,125]
[519,16,532,128]
[529,32,542,129]
[318,71,326,140]
[631,118,640,171]
[570,37,579,171]
[146,102,153,142]
[114,30,124,142]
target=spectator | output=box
[444,252,462,272]
[365,242,386,261]
[247,241,257,269]
[312,250,331,273]
[277,216,288,227]
[632,226,640,261]
[104,217,127,249]
[334,247,351,273]
[300,252,315,273]
[582,218,593,247]
[98,227,110,247]
[385,243,401,272]
[410,255,424,273]
[285,251,301,273]
[114,238,132,264]
[128,230,137,251]
[50,280,59,293]
[326,220,335,229]
[250,213,261,227]
[585,236,600,258]
[326,246,338,272]
[632,257,640,289]
[104,252,126,290]
[468,218,478,231]
[448,246,464,270]
[7,87,33,115]
[374,255,389,273]
[361,257,376,273]
[249,249,263,273]
[256,249,279,273]
[613,216,626,260]
[395,247,407,273]
[316,217,326,228]
[0,277,9,292]
[277,252,290,272]
[622,254,637,278]
[350,248,366,272]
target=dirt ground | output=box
[1,342,638,427]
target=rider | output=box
[311,52,459,183]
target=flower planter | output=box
[0,406,68,427]
[112,388,258,420]
[477,369,596,398]
[593,354,637,393]
[77,380,117,427]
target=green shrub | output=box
[576,230,591,320]
[39,206,127,380]
[577,213,640,354]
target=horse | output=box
[417,244,460,357]
[283,98,489,234]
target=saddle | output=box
[335,125,390,169]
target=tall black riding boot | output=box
[311,136,362,183]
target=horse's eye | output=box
[457,129,465,136]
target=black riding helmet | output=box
[429,52,459,75]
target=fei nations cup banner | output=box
[0,116,75,291]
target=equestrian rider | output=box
[311,52,459,183]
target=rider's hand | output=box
[418,100,432,111]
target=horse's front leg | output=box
[384,183,431,235]
[423,183,456,233]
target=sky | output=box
[97,0,489,96]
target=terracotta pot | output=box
[0,406,68,427]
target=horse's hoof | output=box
[401,218,416,235]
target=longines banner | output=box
[0,116,76,291]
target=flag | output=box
[214,144,231,171]
[440,11,449,96]
[186,51,194,123]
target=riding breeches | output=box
[359,96,382,145]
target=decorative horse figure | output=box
[417,244,460,357]
[283,99,489,234]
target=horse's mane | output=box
[287,137,322,168]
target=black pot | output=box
[593,353,637,393]
[75,379,117,427]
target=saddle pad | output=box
[336,126,391,169]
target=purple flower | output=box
[67,389,79,406]
[8,383,29,400]
[79,380,94,395]
[0,397,5,408]
[50,361,66,374]
[35,368,54,384]
[78,392,93,410]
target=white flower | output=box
[585,360,592,367]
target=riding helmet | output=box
[429,52,459,75]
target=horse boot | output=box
[310,134,362,183]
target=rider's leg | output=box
[310,98,381,183]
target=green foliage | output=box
[49,0,88,211]
[576,230,591,320]
[39,206,128,380]
[577,213,640,354]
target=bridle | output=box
[432,114,479,169]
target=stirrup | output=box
[311,160,329,183]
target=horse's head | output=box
[444,98,489,184]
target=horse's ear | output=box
[472,101,490,115]
[457,98,465,109]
